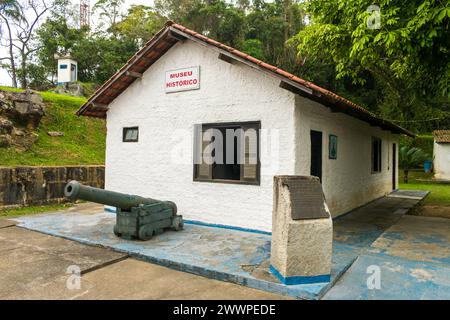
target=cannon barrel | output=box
[64,180,177,212]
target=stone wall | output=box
[0,165,104,208]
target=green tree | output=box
[92,0,124,35]
[291,0,450,133]
[244,0,305,73]
[114,5,166,46]
[399,146,429,183]
[36,16,87,82]
[155,0,246,47]
[34,13,139,86]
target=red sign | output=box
[165,66,200,93]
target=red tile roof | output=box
[433,130,450,143]
[77,21,414,137]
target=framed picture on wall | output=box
[329,134,337,159]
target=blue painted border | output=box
[269,265,330,285]
[103,208,271,235]
[183,220,272,235]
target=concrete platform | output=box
[0,225,288,300]
[0,226,127,299]
[0,219,17,229]
[370,215,450,265]
[331,194,423,280]
[14,210,333,299]
[324,215,450,299]
[70,259,290,300]
[13,190,430,300]
[323,253,450,300]
[388,189,430,200]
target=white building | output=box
[433,130,450,180]
[77,22,413,232]
[57,56,77,84]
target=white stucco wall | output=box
[57,58,77,83]
[294,96,399,217]
[105,41,297,232]
[104,39,400,231]
[433,142,450,180]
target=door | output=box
[310,130,323,182]
[392,143,396,190]
[70,63,77,81]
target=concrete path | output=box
[0,223,288,300]
[12,208,334,299]
[325,193,450,299]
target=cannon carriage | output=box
[64,180,183,240]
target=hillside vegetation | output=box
[0,86,105,166]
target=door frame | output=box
[392,143,397,190]
[310,130,323,182]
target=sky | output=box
[0,0,152,86]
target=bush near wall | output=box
[400,134,434,159]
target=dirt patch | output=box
[411,205,450,219]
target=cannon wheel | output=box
[113,225,121,237]
[172,216,184,231]
[138,225,154,240]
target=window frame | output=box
[193,121,261,185]
[328,134,338,160]
[371,136,382,173]
[122,126,139,143]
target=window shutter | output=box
[241,125,259,183]
[194,125,212,180]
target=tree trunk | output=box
[403,169,409,183]
[20,52,27,89]
[2,17,18,88]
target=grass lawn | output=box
[399,170,450,206]
[0,203,74,218]
[0,86,105,166]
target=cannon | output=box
[64,180,183,240]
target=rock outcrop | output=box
[0,90,45,150]
[52,82,85,97]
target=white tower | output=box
[56,55,78,84]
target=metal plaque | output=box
[282,176,329,220]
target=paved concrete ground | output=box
[12,190,433,300]
[13,209,327,299]
[0,223,288,300]
[6,189,449,300]
[325,198,450,299]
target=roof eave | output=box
[77,22,414,138]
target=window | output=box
[329,134,337,159]
[193,121,260,185]
[371,137,382,173]
[59,64,67,69]
[123,127,139,142]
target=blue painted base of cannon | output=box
[113,203,183,240]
